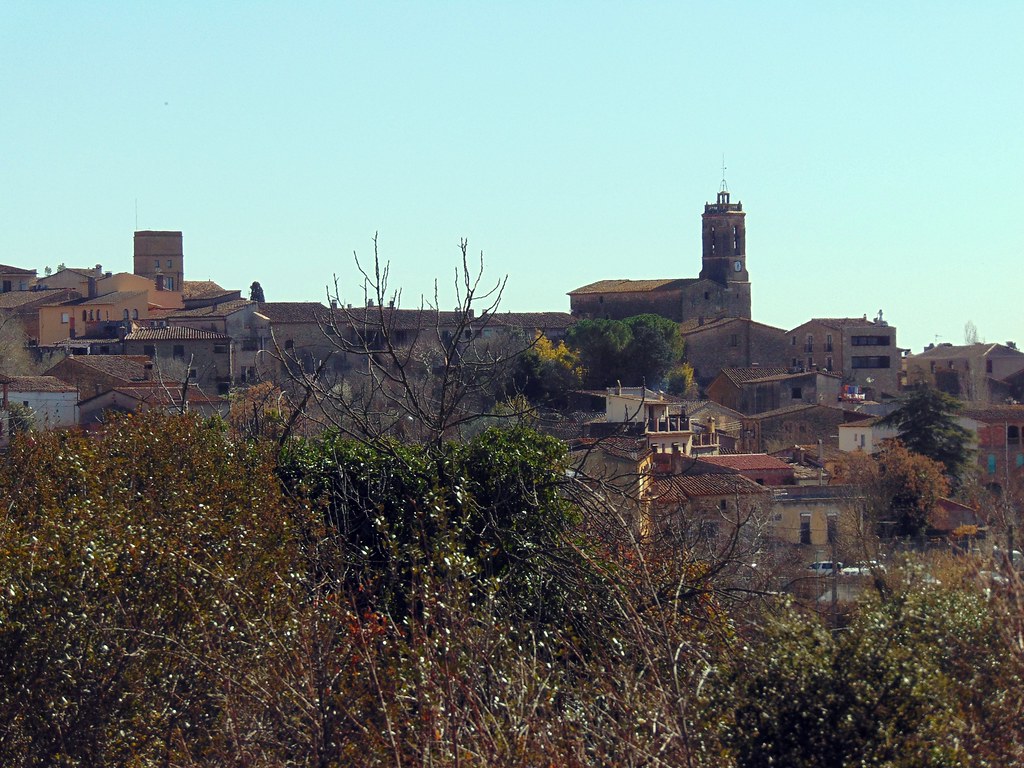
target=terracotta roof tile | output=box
[166,299,253,318]
[719,366,791,385]
[49,355,152,383]
[652,473,768,503]
[487,312,575,329]
[696,454,792,472]
[125,327,230,341]
[0,375,77,393]
[181,280,229,299]
[568,279,692,295]
[0,288,80,309]
[256,302,329,323]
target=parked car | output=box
[808,561,843,574]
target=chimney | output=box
[143,362,154,381]
[330,299,338,310]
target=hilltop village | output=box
[2,186,1023,569]
[6,188,1024,764]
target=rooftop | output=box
[0,375,77,393]
[568,278,691,296]
[652,472,768,503]
[125,327,230,341]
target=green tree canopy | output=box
[717,583,1017,767]
[565,314,685,389]
[880,383,974,484]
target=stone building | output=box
[123,327,234,396]
[568,185,752,324]
[707,366,842,415]
[904,342,1024,404]
[134,230,184,293]
[785,315,900,399]
[740,403,860,453]
[679,317,789,386]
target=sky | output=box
[2,2,1022,353]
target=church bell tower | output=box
[700,184,748,284]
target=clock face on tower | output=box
[734,260,743,272]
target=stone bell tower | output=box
[133,230,184,293]
[698,181,751,319]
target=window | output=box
[730,333,739,347]
[827,517,837,545]
[791,335,797,346]
[930,361,936,373]
[82,310,88,322]
[173,345,185,359]
[704,291,710,300]
[826,334,833,352]
[61,313,69,324]
[851,335,891,346]
[987,359,994,374]
[165,277,174,290]
[123,309,129,320]
[214,344,228,354]
[284,339,294,351]
[132,309,139,320]
[852,356,891,369]
[800,514,811,545]
[143,345,156,357]
[792,358,798,368]
[791,387,803,399]
[732,226,739,251]
[1017,453,1024,468]
[167,259,172,268]
[805,334,813,352]
[988,454,998,475]
[1009,426,1020,445]
[826,356,833,371]
[155,260,160,269]
[710,227,716,255]
[217,382,230,396]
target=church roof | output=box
[568,278,692,295]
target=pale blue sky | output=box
[2,3,1021,353]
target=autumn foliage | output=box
[1,412,1023,766]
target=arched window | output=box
[123,309,129,321]
[1008,425,1020,445]
[132,309,139,320]
[988,454,998,474]
[82,310,87,321]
